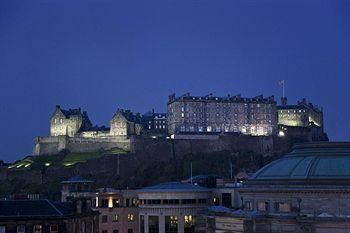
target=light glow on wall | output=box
[108,196,113,208]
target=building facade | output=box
[34,107,143,155]
[0,199,99,233]
[93,188,139,233]
[277,97,323,128]
[137,182,212,233]
[167,93,277,136]
[204,142,350,233]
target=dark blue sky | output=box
[1,0,350,162]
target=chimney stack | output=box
[281,97,287,106]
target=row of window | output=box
[245,200,291,213]
[97,198,138,208]
[101,229,133,233]
[179,125,272,134]
[140,215,195,233]
[101,214,134,223]
[139,199,207,205]
[0,225,57,233]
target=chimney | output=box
[281,97,287,106]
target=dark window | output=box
[140,215,145,233]
[113,230,118,233]
[128,229,133,233]
[149,216,159,233]
[102,215,108,223]
[50,225,58,233]
[126,198,130,207]
[102,231,107,233]
[198,199,207,204]
[101,199,108,208]
[244,201,253,211]
[221,193,232,207]
[181,199,196,205]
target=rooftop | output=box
[0,199,73,218]
[248,142,350,185]
[138,182,210,193]
[61,176,94,184]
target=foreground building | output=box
[205,142,350,233]
[0,199,99,233]
[93,188,139,233]
[167,93,277,136]
[138,182,213,233]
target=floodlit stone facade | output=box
[34,106,143,155]
[167,93,278,136]
[277,97,324,128]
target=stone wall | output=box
[33,136,131,155]
[130,134,274,159]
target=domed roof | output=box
[249,142,350,184]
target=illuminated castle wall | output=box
[34,106,143,155]
[167,93,278,136]
[277,97,323,128]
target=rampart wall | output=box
[33,136,131,155]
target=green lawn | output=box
[8,148,128,170]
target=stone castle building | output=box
[277,97,324,129]
[167,93,278,136]
[34,106,144,155]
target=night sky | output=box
[1,0,350,162]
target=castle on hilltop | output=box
[33,106,166,155]
[33,93,327,156]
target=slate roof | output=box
[60,108,82,118]
[0,200,73,217]
[139,182,210,193]
[115,110,142,123]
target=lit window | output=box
[257,201,269,212]
[181,113,184,118]
[207,126,212,132]
[113,215,119,222]
[128,214,134,222]
[198,126,203,132]
[17,225,25,233]
[108,197,113,208]
[60,119,63,124]
[274,202,291,212]
[184,215,194,228]
[33,225,42,233]
[0,226,6,233]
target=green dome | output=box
[249,142,350,184]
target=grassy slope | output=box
[8,148,128,170]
